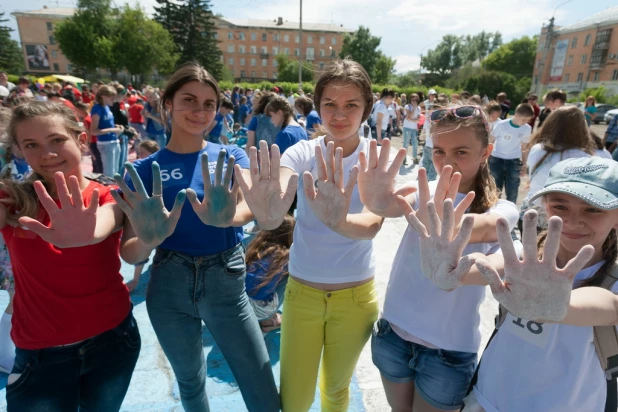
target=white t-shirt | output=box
[382,184,519,353]
[372,100,392,131]
[280,136,388,283]
[403,104,421,130]
[423,100,435,148]
[489,119,500,131]
[524,144,612,202]
[474,261,614,412]
[491,119,532,159]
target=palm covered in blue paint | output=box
[186,150,239,228]
[112,162,186,248]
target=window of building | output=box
[213,32,218,39]
[274,33,279,42]
[274,59,278,67]
[51,50,57,58]
[308,36,313,44]
[571,37,577,48]
[319,62,325,69]
[295,35,300,43]
[251,58,256,66]
[262,59,267,67]
[320,49,325,57]
[306,47,315,60]
[262,33,267,41]
[295,48,300,56]
[240,58,245,66]
[263,72,267,78]
[272,47,278,55]
[261,46,268,54]
[239,32,246,40]
[49,36,56,45]
[577,72,583,82]
[564,73,569,82]
[320,36,325,44]
[67,64,72,72]
[228,57,234,65]
[332,37,337,45]
[53,63,60,71]
[251,71,256,78]
[593,72,599,82]
[251,32,257,41]
[567,55,573,66]
[331,49,336,57]
[284,34,289,43]
[284,48,289,55]
[613,70,618,81]
[273,72,278,79]
[596,29,612,44]
[239,46,245,54]
[584,34,591,46]
[250,46,257,54]
[228,32,233,40]
[46,21,53,31]
[580,54,587,64]
[241,70,246,77]
[227,45,234,53]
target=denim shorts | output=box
[371,318,476,410]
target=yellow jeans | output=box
[280,277,379,412]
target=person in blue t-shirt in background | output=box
[245,214,295,334]
[239,96,250,127]
[264,95,308,153]
[231,86,240,124]
[205,99,233,144]
[245,92,280,152]
[294,95,322,135]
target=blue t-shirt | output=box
[208,113,225,143]
[275,124,308,153]
[247,116,258,131]
[246,257,287,300]
[305,110,322,133]
[125,144,250,256]
[90,104,116,142]
[240,104,250,122]
[145,102,165,136]
[231,92,240,106]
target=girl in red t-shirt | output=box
[0,100,139,411]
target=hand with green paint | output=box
[186,150,239,228]
[112,162,186,248]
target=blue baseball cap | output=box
[529,157,618,210]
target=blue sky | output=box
[5,0,618,73]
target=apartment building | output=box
[532,6,618,96]
[215,17,352,81]
[12,6,74,75]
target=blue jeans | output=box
[117,134,128,175]
[146,244,280,412]
[421,146,437,181]
[6,311,140,411]
[96,140,120,177]
[489,155,522,203]
[613,147,618,162]
[371,318,476,410]
[403,128,419,159]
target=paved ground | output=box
[0,122,608,411]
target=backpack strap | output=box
[593,262,618,380]
[84,172,117,186]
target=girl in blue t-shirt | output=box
[90,85,123,177]
[264,95,308,154]
[245,214,294,334]
[114,62,279,412]
[294,95,322,134]
[584,95,597,126]
[245,92,280,153]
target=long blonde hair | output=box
[1,101,83,227]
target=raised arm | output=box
[559,287,618,327]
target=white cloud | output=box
[394,54,421,73]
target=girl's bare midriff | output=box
[290,275,374,291]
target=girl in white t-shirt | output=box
[403,93,421,165]
[358,105,518,411]
[236,60,401,412]
[445,156,618,412]
[520,105,611,231]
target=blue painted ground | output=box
[0,230,366,411]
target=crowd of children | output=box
[0,61,617,412]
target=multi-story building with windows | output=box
[532,6,618,96]
[215,17,352,81]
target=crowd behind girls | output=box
[0,61,617,412]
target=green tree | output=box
[461,31,502,63]
[392,70,421,88]
[340,26,382,81]
[276,54,313,83]
[461,70,520,103]
[483,36,537,79]
[157,0,222,78]
[373,53,396,85]
[55,0,115,77]
[421,35,463,83]
[0,12,24,74]
[115,6,178,78]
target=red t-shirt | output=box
[83,115,96,143]
[82,91,94,104]
[127,96,137,106]
[128,104,144,124]
[1,181,130,349]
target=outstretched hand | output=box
[475,210,595,322]
[112,162,185,248]
[302,141,357,230]
[18,172,99,248]
[187,149,239,228]
[234,140,298,230]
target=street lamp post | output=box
[298,0,303,90]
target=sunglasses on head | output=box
[430,105,490,134]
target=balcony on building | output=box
[260,52,270,59]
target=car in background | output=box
[595,104,618,124]
[605,108,618,124]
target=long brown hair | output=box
[537,228,617,288]
[432,106,499,214]
[245,215,295,296]
[526,106,596,175]
[2,101,84,226]
[265,96,295,128]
